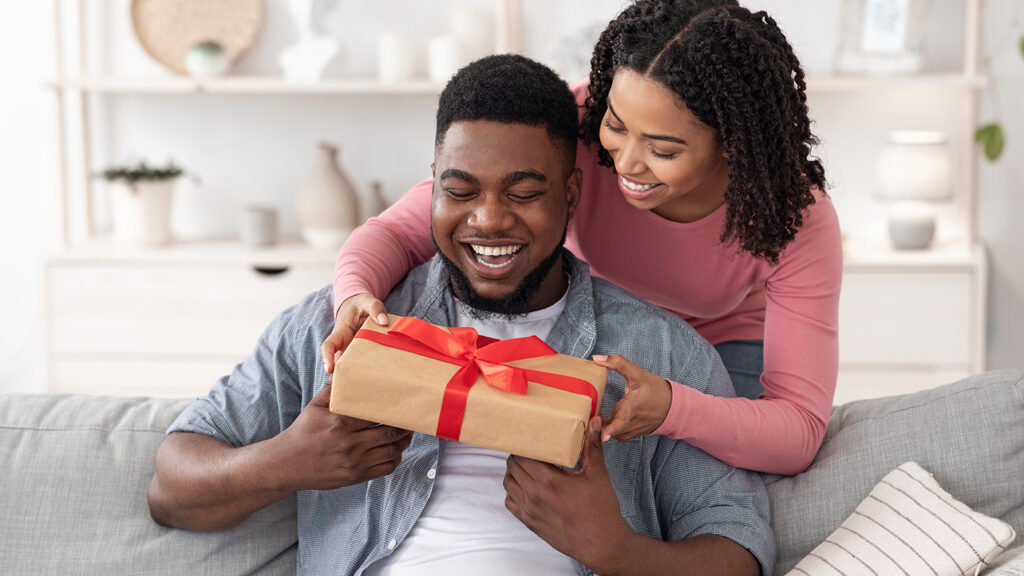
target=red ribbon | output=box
[353,316,599,441]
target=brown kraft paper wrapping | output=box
[329,315,607,467]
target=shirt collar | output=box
[410,249,598,359]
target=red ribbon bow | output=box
[354,316,599,441]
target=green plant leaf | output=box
[1019,35,1024,59]
[975,123,1006,161]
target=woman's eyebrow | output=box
[607,99,688,146]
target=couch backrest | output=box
[764,369,1024,574]
[0,394,297,575]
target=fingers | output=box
[365,299,390,327]
[583,416,606,468]
[591,353,643,382]
[310,380,333,407]
[321,325,356,374]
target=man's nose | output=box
[467,195,516,233]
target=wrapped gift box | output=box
[330,314,607,467]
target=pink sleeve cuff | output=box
[650,379,694,439]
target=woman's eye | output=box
[649,149,678,160]
[602,119,626,134]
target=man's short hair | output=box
[435,54,578,167]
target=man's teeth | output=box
[470,244,522,268]
[471,244,522,256]
[620,176,658,192]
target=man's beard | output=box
[435,227,567,320]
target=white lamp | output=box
[875,130,953,250]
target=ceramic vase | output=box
[108,179,175,246]
[295,142,360,248]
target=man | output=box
[149,54,775,575]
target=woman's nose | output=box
[614,138,647,176]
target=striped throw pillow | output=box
[789,462,1016,575]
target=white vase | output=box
[108,179,175,246]
[295,142,360,249]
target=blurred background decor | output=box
[295,142,360,249]
[183,41,230,80]
[834,0,931,75]
[875,131,952,250]
[100,159,184,246]
[279,0,339,82]
[131,0,262,74]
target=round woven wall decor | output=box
[131,0,263,74]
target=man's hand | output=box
[320,293,390,374]
[592,354,672,442]
[272,380,413,492]
[503,417,634,573]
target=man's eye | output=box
[509,192,542,202]
[445,189,475,199]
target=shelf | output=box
[47,72,987,96]
[46,238,339,267]
[842,238,985,272]
[804,73,987,92]
[47,75,445,96]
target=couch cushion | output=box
[765,370,1024,574]
[0,394,297,575]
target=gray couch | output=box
[2,370,1022,575]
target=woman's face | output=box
[599,68,731,222]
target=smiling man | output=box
[148,55,775,576]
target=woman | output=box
[323,0,842,475]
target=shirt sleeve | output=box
[168,290,330,447]
[333,178,436,317]
[651,195,843,475]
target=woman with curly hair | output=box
[321,0,841,475]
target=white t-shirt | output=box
[366,287,577,576]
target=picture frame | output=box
[834,0,931,75]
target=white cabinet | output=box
[835,241,987,404]
[45,241,335,397]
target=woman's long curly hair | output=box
[581,1,827,264]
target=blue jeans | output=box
[714,340,764,400]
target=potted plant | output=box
[99,160,184,246]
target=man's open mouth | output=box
[469,244,523,269]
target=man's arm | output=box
[148,381,412,531]
[503,417,760,576]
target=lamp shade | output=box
[875,131,953,201]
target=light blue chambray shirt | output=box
[169,251,776,575]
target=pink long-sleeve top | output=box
[333,82,843,475]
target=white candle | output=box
[377,33,415,84]
[428,35,464,84]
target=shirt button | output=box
[387,539,397,551]
[426,468,436,480]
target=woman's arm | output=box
[654,196,843,475]
[332,177,435,317]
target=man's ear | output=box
[431,162,436,178]
[566,168,582,221]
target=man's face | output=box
[431,120,581,314]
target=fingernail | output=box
[323,360,328,373]
[602,433,610,442]
[592,354,607,361]
[377,313,389,325]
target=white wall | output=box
[1,0,1021,394]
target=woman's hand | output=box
[320,293,390,374]
[591,354,672,443]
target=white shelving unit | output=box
[44,0,987,400]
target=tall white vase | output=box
[108,179,175,246]
[295,142,360,249]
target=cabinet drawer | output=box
[49,264,332,356]
[838,272,971,365]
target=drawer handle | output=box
[252,265,291,276]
